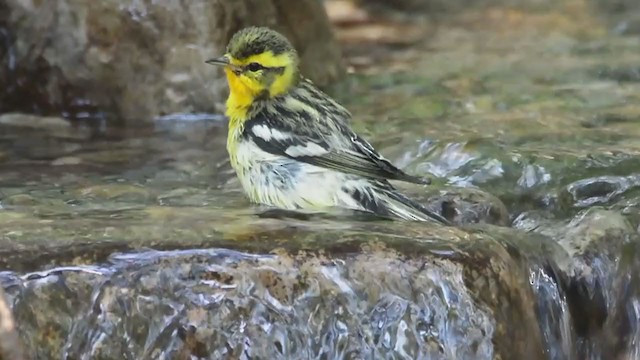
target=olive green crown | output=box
[227,27,297,61]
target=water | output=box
[1,1,640,359]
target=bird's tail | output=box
[376,188,451,225]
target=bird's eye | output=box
[246,62,263,72]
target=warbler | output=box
[206,26,449,224]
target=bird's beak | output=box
[205,55,230,67]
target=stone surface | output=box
[2,224,562,360]
[559,175,640,209]
[0,112,92,140]
[406,185,511,226]
[517,208,640,359]
[6,209,637,359]
[0,0,344,121]
[556,209,636,343]
[0,287,25,360]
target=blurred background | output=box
[1,0,640,359]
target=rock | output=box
[76,184,152,202]
[0,113,90,140]
[0,287,26,360]
[552,208,639,358]
[0,219,566,359]
[75,148,147,165]
[0,0,344,121]
[599,240,640,357]
[559,208,634,258]
[407,185,511,226]
[558,174,640,210]
[590,0,640,35]
[2,202,638,359]
[3,194,38,206]
[0,113,70,128]
[50,156,82,166]
[614,195,640,229]
[581,104,640,129]
[595,65,640,83]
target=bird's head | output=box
[206,27,300,101]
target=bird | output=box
[206,26,449,224]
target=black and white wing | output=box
[243,114,431,185]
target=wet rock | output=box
[76,184,152,202]
[591,0,640,13]
[0,211,28,224]
[615,196,640,229]
[5,202,640,359]
[1,193,70,214]
[0,112,90,140]
[590,0,640,35]
[0,221,567,360]
[560,174,640,209]
[50,156,83,166]
[560,208,634,258]
[8,137,82,161]
[595,65,640,82]
[599,240,640,358]
[517,163,552,189]
[75,148,147,165]
[477,208,640,359]
[555,208,639,357]
[3,194,38,206]
[0,0,344,121]
[409,186,511,226]
[157,188,214,207]
[581,104,640,128]
[9,268,102,359]
[0,287,26,360]
[0,112,69,129]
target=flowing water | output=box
[1,1,640,359]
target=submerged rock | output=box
[1,203,639,359]
[408,185,511,226]
[0,113,91,140]
[555,208,639,358]
[516,207,640,359]
[1,220,569,360]
[0,0,344,121]
[0,287,25,360]
[560,175,640,209]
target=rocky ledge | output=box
[0,207,638,359]
[0,0,344,121]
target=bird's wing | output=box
[244,115,430,184]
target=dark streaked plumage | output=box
[208,26,449,224]
[243,80,432,185]
[238,79,449,224]
[227,27,294,60]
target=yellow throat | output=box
[205,27,301,166]
[223,51,298,123]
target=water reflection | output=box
[1,1,640,359]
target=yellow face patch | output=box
[222,51,298,121]
[232,51,291,68]
[224,51,286,100]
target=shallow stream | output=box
[1,2,640,359]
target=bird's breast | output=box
[228,138,305,208]
[227,133,281,172]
